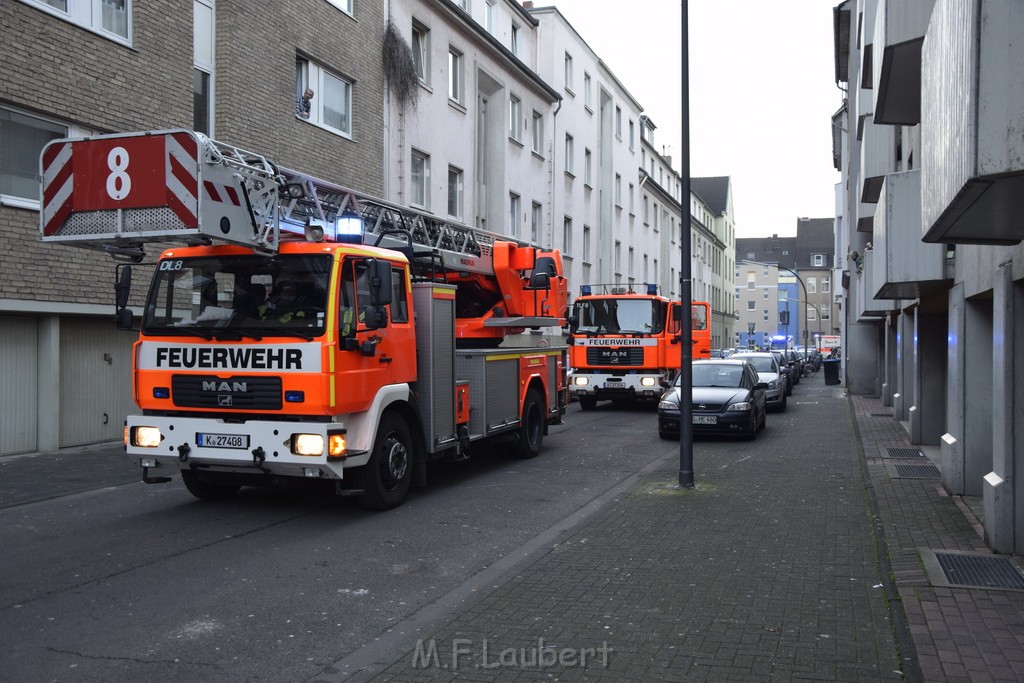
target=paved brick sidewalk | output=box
[339,382,907,681]
[850,394,1024,682]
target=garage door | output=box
[0,315,39,455]
[59,318,135,448]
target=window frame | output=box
[531,111,543,154]
[411,149,430,209]
[508,192,521,238]
[296,57,354,138]
[448,47,463,103]
[564,134,574,176]
[412,20,430,85]
[508,94,522,142]
[447,165,464,219]
[19,0,132,45]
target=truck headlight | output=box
[573,376,589,386]
[291,434,324,456]
[130,426,162,448]
[640,377,657,387]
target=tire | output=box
[513,388,545,459]
[180,470,240,501]
[659,430,677,440]
[777,392,788,412]
[578,396,597,411]
[354,412,414,510]
[743,414,758,440]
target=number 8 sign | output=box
[72,135,166,211]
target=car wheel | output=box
[354,412,414,510]
[743,415,758,440]
[659,430,676,440]
[579,396,597,411]
[777,393,787,412]
[513,388,545,459]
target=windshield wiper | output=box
[258,327,315,341]
[212,329,264,342]
[145,326,214,340]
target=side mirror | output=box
[365,258,393,306]
[115,308,134,330]
[114,266,133,329]
[529,271,551,290]
[115,265,132,309]
[360,305,388,331]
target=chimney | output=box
[523,1,534,7]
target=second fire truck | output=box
[567,284,711,409]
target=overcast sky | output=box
[547,0,841,238]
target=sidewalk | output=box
[337,380,1024,682]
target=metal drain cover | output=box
[892,463,940,479]
[922,550,1024,590]
[887,447,925,459]
[870,413,893,417]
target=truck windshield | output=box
[142,254,332,338]
[574,298,663,334]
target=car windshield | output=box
[684,364,745,388]
[143,254,332,339]
[732,355,775,373]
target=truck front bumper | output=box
[568,372,667,400]
[125,415,369,480]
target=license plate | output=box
[693,416,717,425]
[197,433,250,449]
[603,382,622,389]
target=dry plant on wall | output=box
[383,18,419,112]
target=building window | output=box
[821,308,831,320]
[1,108,69,207]
[813,254,825,267]
[584,148,592,186]
[583,72,591,108]
[746,271,755,289]
[807,305,817,321]
[643,255,649,281]
[614,173,622,206]
[448,48,463,102]
[508,193,520,237]
[563,216,573,255]
[807,277,817,294]
[615,106,622,139]
[628,183,635,214]
[614,241,621,274]
[412,21,430,84]
[485,0,495,32]
[583,225,591,262]
[628,247,634,277]
[326,0,353,13]
[564,52,574,91]
[564,134,574,175]
[628,120,635,149]
[642,196,649,225]
[531,202,541,243]
[194,0,214,136]
[531,111,543,154]
[511,23,520,56]
[193,69,211,135]
[763,289,768,299]
[822,278,831,293]
[447,166,463,219]
[296,57,353,137]
[411,150,429,208]
[508,95,521,141]
[23,0,132,43]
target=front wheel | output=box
[578,396,597,411]
[354,412,414,510]
[513,388,545,459]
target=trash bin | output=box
[822,358,841,385]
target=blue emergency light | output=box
[580,285,592,296]
[336,207,364,244]
[646,283,657,295]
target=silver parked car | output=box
[727,352,787,412]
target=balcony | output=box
[871,170,947,299]
[871,0,936,125]
[921,0,1024,245]
[855,249,898,321]
[860,115,896,203]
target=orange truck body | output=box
[567,285,711,409]
[39,129,567,509]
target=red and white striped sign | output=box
[41,131,200,236]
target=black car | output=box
[658,359,768,440]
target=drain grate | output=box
[893,463,940,479]
[935,552,1024,590]
[887,447,925,459]
[870,412,893,417]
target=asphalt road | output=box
[0,400,686,681]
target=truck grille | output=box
[585,347,644,366]
[172,375,282,410]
